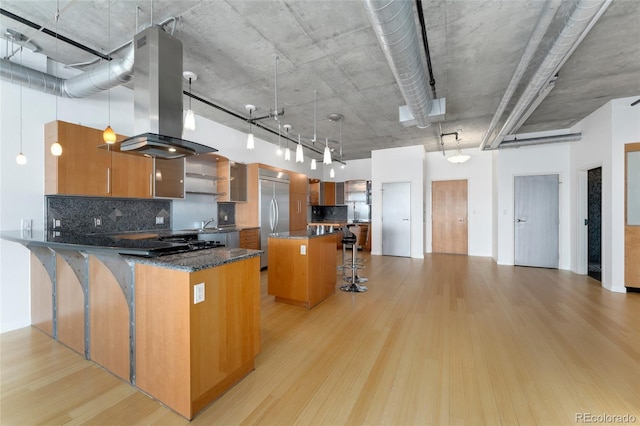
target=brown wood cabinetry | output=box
[135,256,260,419]
[289,172,308,231]
[30,253,53,337]
[268,233,337,309]
[45,120,153,198]
[89,256,130,382]
[323,182,336,205]
[239,228,260,250]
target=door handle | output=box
[107,168,111,194]
[149,173,153,196]
[516,218,527,223]
[402,218,409,221]
[458,219,467,222]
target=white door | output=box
[382,182,411,257]
[514,174,559,268]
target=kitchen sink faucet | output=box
[201,218,216,230]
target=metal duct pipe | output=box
[487,0,608,149]
[498,132,582,149]
[363,0,432,128]
[0,42,134,98]
[479,0,558,150]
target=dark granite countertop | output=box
[268,229,339,240]
[1,230,179,256]
[124,247,262,272]
[1,230,262,272]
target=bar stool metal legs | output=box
[340,237,367,293]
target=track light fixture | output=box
[184,71,197,131]
[296,134,304,163]
[323,138,331,165]
[276,123,283,155]
[283,124,292,161]
[246,104,255,150]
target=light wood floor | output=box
[2,253,639,425]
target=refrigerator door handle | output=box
[274,198,280,232]
[270,199,276,232]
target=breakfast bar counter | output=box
[1,230,262,420]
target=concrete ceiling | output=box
[2,0,639,161]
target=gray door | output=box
[514,174,559,268]
[381,182,411,257]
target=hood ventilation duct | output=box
[363,0,433,128]
[1,43,134,97]
[117,25,216,158]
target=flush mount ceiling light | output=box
[183,71,197,131]
[446,130,470,164]
[283,124,292,161]
[245,104,255,150]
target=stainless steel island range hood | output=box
[118,25,216,159]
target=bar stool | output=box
[339,225,368,293]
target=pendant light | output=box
[102,0,116,144]
[50,1,63,156]
[283,124,292,161]
[276,123,283,155]
[323,137,331,165]
[329,167,335,178]
[246,104,255,150]
[311,158,317,170]
[183,71,197,131]
[339,116,345,168]
[15,44,26,165]
[295,134,304,163]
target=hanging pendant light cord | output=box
[19,44,23,153]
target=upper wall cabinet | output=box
[44,120,187,199]
[45,121,154,198]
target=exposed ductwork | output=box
[0,43,134,98]
[363,0,433,128]
[485,0,610,150]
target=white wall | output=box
[425,148,493,256]
[371,145,424,258]
[495,143,572,269]
[569,96,640,292]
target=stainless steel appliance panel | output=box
[259,174,290,268]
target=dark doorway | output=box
[587,167,602,281]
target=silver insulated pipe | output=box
[0,43,134,98]
[363,0,433,128]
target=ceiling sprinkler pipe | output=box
[497,133,582,149]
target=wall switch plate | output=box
[155,216,164,225]
[52,218,61,228]
[300,244,306,255]
[94,217,102,227]
[21,219,32,232]
[194,283,205,304]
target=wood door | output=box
[625,142,640,288]
[432,179,468,254]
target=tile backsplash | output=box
[47,196,171,234]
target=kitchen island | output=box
[267,230,338,309]
[1,230,262,420]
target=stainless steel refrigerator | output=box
[259,169,290,268]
